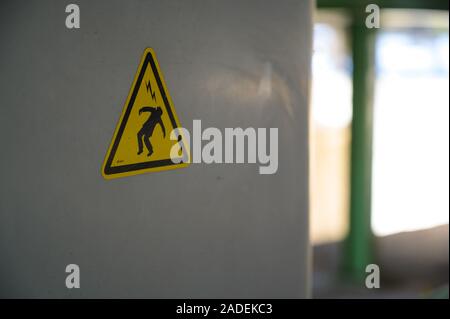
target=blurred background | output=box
[310,0,449,298]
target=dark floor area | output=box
[313,225,449,298]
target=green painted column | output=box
[343,9,376,283]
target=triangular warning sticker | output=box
[102,48,189,179]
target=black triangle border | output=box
[103,51,183,175]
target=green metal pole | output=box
[343,9,376,283]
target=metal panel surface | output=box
[0,0,312,298]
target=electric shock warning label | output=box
[102,48,189,179]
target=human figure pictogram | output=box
[137,106,166,157]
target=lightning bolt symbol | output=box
[146,80,156,102]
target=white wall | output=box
[0,0,312,298]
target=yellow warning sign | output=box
[102,48,189,179]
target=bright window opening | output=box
[372,10,449,236]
